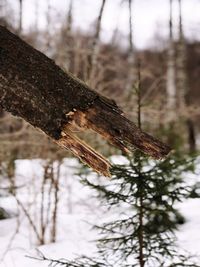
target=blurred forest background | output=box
[0,0,200,266]
[0,0,200,158]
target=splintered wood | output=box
[0,26,171,177]
[56,99,171,176]
[57,131,111,177]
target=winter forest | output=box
[0,0,200,266]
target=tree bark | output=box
[0,26,170,176]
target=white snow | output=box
[0,158,199,267]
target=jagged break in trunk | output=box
[0,26,170,176]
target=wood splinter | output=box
[57,131,112,177]
[0,26,171,177]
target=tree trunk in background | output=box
[51,161,61,243]
[0,26,170,176]
[0,0,6,21]
[65,0,73,71]
[88,0,107,81]
[176,0,196,152]
[186,118,196,153]
[0,0,10,28]
[56,0,73,72]
[66,0,73,34]
[176,0,186,111]
[34,0,39,32]
[166,0,176,122]
[45,0,51,52]
[18,0,22,34]
[126,0,136,105]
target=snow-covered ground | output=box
[0,158,200,267]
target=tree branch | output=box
[0,26,171,176]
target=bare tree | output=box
[166,0,176,121]
[88,0,107,82]
[0,0,6,22]
[176,0,196,152]
[126,0,136,103]
[45,0,52,53]
[176,0,186,110]
[34,0,39,32]
[55,0,73,72]
[66,0,73,34]
[51,161,61,243]
[18,0,23,34]
[64,0,73,70]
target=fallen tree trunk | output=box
[0,26,170,176]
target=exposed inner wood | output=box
[63,99,171,159]
[57,128,111,177]
[59,100,171,176]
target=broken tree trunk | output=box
[0,26,170,177]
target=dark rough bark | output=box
[0,26,170,176]
[0,26,96,139]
